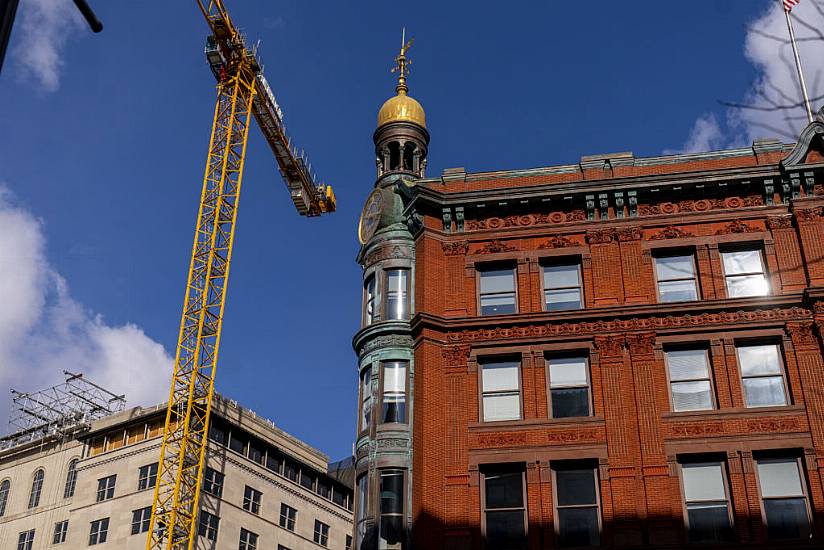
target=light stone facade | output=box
[0,395,353,550]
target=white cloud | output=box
[0,185,172,430]
[672,1,824,152]
[12,0,84,92]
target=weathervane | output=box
[391,28,414,95]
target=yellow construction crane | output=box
[146,2,335,549]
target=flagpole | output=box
[784,2,814,123]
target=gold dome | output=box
[377,90,426,128]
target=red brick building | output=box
[354,45,824,550]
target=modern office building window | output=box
[756,456,812,539]
[198,510,220,541]
[547,356,590,418]
[481,360,521,422]
[721,248,769,297]
[360,366,372,432]
[314,520,330,547]
[666,349,714,412]
[543,262,583,311]
[243,485,262,514]
[737,344,788,407]
[202,467,224,497]
[681,461,733,543]
[239,528,258,550]
[364,275,377,326]
[28,469,44,509]
[553,462,600,547]
[64,459,78,498]
[89,518,109,545]
[52,520,68,544]
[385,269,409,320]
[479,266,517,315]
[131,507,152,535]
[380,469,404,548]
[0,479,9,517]
[138,462,158,491]
[655,253,699,302]
[280,503,297,531]
[17,529,35,550]
[482,465,527,550]
[382,361,407,424]
[96,474,116,502]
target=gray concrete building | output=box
[0,394,354,550]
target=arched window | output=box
[28,469,44,509]
[0,479,10,517]
[388,141,401,171]
[64,459,78,498]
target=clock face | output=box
[358,189,384,244]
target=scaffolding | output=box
[0,371,126,450]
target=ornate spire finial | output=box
[391,28,414,95]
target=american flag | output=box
[784,0,800,12]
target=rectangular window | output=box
[737,344,788,407]
[229,430,247,455]
[280,503,297,531]
[202,467,224,497]
[314,520,330,547]
[96,475,116,502]
[266,451,283,474]
[380,470,404,549]
[681,461,733,543]
[89,518,109,546]
[17,529,34,550]
[382,361,407,424]
[553,463,600,547]
[283,460,299,482]
[482,466,527,550]
[131,507,152,535]
[360,366,372,432]
[721,248,769,297]
[756,456,811,540]
[481,360,520,422]
[547,356,590,418]
[198,510,220,541]
[386,269,409,320]
[248,441,264,465]
[543,262,583,311]
[208,420,227,445]
[364,275,377,326]
[655,253,699,302]
[138,462,158,491]
[479,266,517,316]
[356,474,368,547]
[666,349,714,412]
[346,534,353,550]
[317,479,331,500]
[53,521,68,544]
[301,470,316,491]
[239,528,258,550]
[243,485,262,514]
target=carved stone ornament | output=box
[794,207,823,222]
[766,215,794,230]
[441,241,469,256]
[445,307,812,343]
[442,345,471,366]
[616,226,642,242]
[366,244,412,265]
[669,417,804,438]
[595,335,625,358]
[626,333,656,355]
[465,210,586,231]
[715,219,755,235]
[537,235,575,249]
[586,228,617,245]
[476,239,517,254]
[358,334,414,357]
[638,196,763,216]
[648,226,695,240]
[471,428,602,449]
[786,321,817,347]
[814,301,824,315]
[814,184,824,196]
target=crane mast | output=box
[147,3,334,549]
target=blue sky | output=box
[0,0,821,460]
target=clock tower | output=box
[353,34,429,550]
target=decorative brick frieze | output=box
[536,234,575,249]
[766,215,794,230]
[616,226,642,242]
[715,219,756,235]
[441,345,471,366]
[648,226,695,240]
[441,241,469,256]
[465,211,586,231]
[475,239,516,254]
[586,228,617,244]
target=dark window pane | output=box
[687,503,733,543]
[229,432,246,454]
[485,471,523,509]
[284,461,299,482]
[266,452,282,473]
[764,498,811,540]
[557,507,599,547]
[300,471,316,490]
[382,398,406,424]
[556,469,596,506]
[481,297,516,316]
[249,442,264,464]
[380,472,404,514]
[380,515,404,546]
[546,289,582,311]
[551,388,589,418]
[208,422,226,445]
[485,510,527,550]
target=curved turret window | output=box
[379,469,405,548]
[381,362,408,424]
[64,459,78,498]
[364,275,377,326]
[360,367,373,432]
[0,479,10,516]
[28,469,44,509]
[385,270,409,320]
